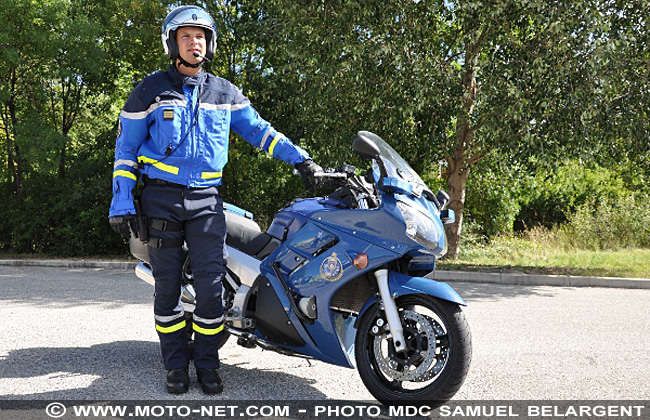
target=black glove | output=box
[295,159,323,191]
[109,215,138,240]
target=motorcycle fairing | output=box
[257,219,401,368]
[313,206,413,254]
[267,197,348,242]
[257,231,463,368]
[254,276,306,347]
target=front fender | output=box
[358,271,466,318]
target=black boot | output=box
[166,368,189,394]
[196,368,223,395]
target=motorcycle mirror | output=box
[437,190,450,210]
[353,131,381,160]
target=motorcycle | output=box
[130,131,471,405]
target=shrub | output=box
[517,160,630,229]
[464,156,522,237]
[562,195,650,250]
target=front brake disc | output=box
[372,310,443,382]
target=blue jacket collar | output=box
[167,64,207,88]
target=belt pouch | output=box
[133,195,149,242]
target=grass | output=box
[438,233,650,279]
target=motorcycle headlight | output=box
[396,201,440,250]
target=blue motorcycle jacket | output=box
[109,65,310,217]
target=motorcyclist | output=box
[108,5,321,395]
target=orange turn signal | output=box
[353,253,368,269]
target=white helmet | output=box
[161,6,217,61]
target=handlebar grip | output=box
[313,171,347,179]
[293,169,348,179]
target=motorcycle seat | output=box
[225,210,261,249]
[225,211,280,260]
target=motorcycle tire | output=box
[355,294,471,406]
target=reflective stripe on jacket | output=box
[109,65,310,217]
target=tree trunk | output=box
[445,160,470,259]
[444,26,482,259]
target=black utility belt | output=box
[143,175,215,190]
[143,175,185,188]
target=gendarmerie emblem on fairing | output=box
[320,252,343,281]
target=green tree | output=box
[240,0,649,257]
[0,0,172,254]
[1,0,647,256]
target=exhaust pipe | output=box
[135,262,197,312]
[181,284,196,312]
[135,262,155,286]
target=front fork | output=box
[374,269,407,352]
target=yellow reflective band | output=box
[138,156,179,175]
[201,171,222,180]
[193,323,224,336]
[268,134,284,157]
[155,320,186,334]
[113,170,137,181]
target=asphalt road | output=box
[0,265,649,401]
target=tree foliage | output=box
[239,0,650,256]
[0,0,171,254]
[0,0,647,256]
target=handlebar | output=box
[292,166,353,181]
[292,164,378,208]
[292,168,352,191]
[313,171,348,180]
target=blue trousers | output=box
[141,183,226,370]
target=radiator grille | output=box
[330,275,376,314]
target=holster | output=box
[133,195,149,243]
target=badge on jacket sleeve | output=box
[320,252,343,281]
[163,110,174,120]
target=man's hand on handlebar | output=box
[294,162,357,191]
[294,159,323,191]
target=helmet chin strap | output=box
[177,56,204,69]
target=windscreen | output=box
[371,136,430,194]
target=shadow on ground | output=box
[0,341,327,400]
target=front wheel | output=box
[355,295,471,406]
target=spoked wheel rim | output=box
[367,301,452,392]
